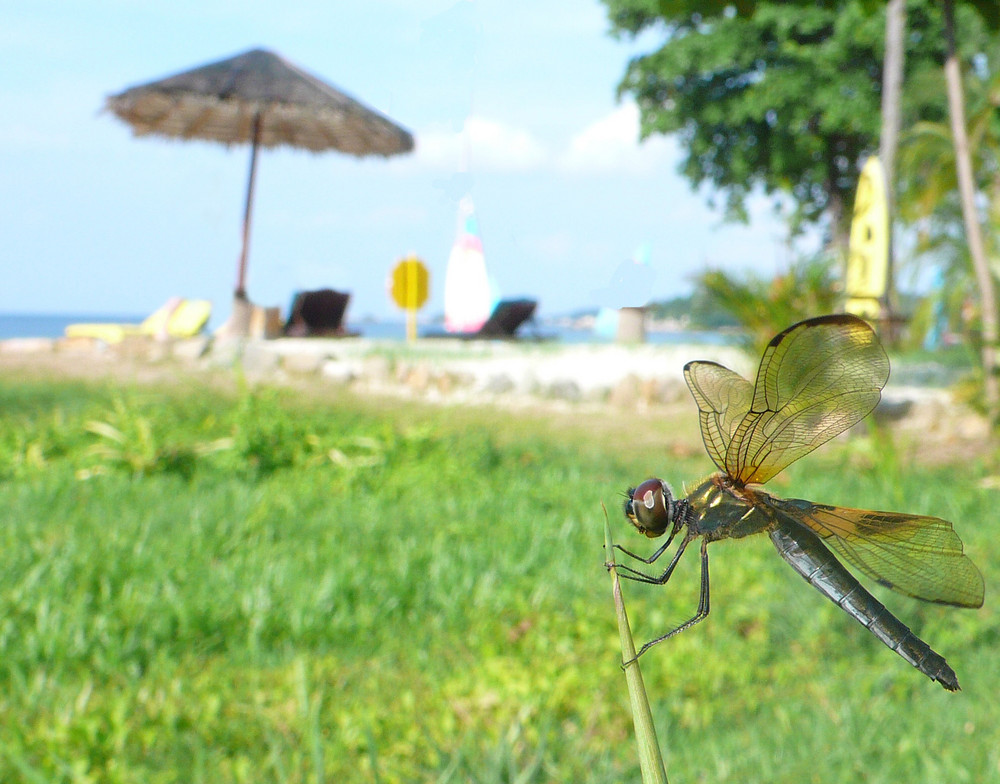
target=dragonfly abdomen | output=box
[768,524,960,691]
[837,580,959,691]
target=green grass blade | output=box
[603,506,668,784]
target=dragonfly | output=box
[618,314,984,691]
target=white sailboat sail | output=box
[444,196,494,333]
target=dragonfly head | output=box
[624,478,677,538]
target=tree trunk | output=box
[879,0,906,323]
[826,183,850,254]
[943,0,999,421]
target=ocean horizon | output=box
[0,312,734,346]
[0,312,417,341]
[0,312,148,340]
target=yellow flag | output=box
[845,157,889,319]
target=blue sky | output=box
[2,0,807,324]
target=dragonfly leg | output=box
[625,539,711,664]
[614,532,677,566]
[615,531,690,584]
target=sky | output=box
[1,0,811,324]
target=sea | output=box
[0,312,735,346]
[0,313,147,340]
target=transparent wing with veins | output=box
[684,314,890,485]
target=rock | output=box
[110,337,153,361]
[953,412,990,440]
[239,342,280,375]
[394,361,413,384]
[484,374,515,394]
[145,342,172,363]
[207,337,244,368]
[657,379,688,405]
[172,337,211,361]
[873,398,913,423]
[640,378,672,406]
[406,364,432,393]
[546,380,581,401]
[282,352,324,375]
[55,337,99,354]
[1,337,56,354]
[436,372,457,395]
[321,359,359,384]
[361,355,393,384]
[452,371,477,389]
[609,374,640,409]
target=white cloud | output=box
[402,102,678,177]
[412,115,548,172]
[557,102,678,175]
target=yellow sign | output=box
[389,256,429,341]
[390,256,429,310]
[845,156,889,319]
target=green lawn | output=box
[0,374,997,783]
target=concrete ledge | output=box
[1,334,988,447]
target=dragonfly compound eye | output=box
[625,478,674,537]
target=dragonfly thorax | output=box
[624,478,688,539]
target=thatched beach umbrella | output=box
[106,47,414,329]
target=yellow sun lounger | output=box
[65,299,212,344]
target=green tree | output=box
[605,0,989,247]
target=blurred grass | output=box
[0,375,997,783]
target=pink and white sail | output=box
[444,196,495,333]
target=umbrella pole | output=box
[235,112,262,299]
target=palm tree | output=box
[941,0,999,420]
[879,0,907,322]
[695,254,840,356]
[901,52,1000,410]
